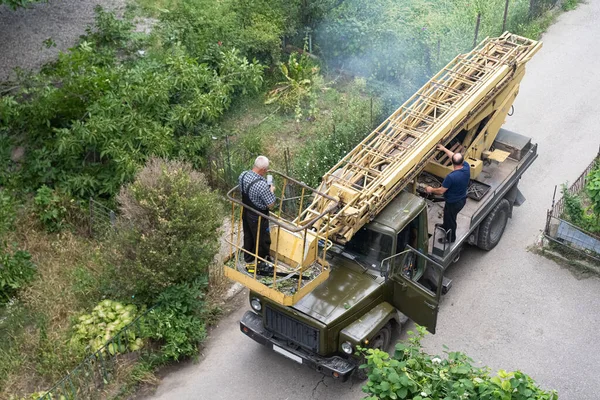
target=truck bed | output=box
[425,130,538,268]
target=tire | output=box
[353,324,392,381]
[477,198,510,251]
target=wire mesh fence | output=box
[39,305,158,400]
[544,148,600,261]
[89,198,116,238]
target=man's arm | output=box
[262,183,276,209]
[267,185,276,209]
[437,143,454,159]
[426,185,448,196]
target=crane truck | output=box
[223,32,541,381]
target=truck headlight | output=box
[250,297,262,312]
[341,341,353,355]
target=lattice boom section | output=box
[300,32,541,243]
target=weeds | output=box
[562,0,580,11]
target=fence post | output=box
[502,0,510,33]
[529,0,537,18]
[473,12,482,48]
[89,197,93,237]
[370,97,373,128]
[225,134,232,186]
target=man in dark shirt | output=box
[239,156,276,272]
[426,144,470,243]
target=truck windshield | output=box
[344,227,393,268]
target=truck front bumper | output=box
[240,311,356,382]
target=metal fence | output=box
[39,305,158,400]
[89,198,116,238]
[544,148,600,261]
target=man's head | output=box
[452,153,464,169]
[252,155,270,176]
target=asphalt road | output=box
[146,2,600,399]
[0,0,124,82]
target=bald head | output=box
[452,153,464,167]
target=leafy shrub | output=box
[561,185,599,234]
[266,52,324,121]
[0,0,40,10]
[157,0,300,64]
[34,186,67,233]
[142,279,209,361]
[0,192,36,302]
[0,247,36,302]
[562,0,579,11]
[108,158,223,302]
[3,8,264,200]
[0,190,16,235]
[586,162,600,219]
[361,326,558,400]
[70,300,141,354]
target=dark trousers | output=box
[443,199,466,242]
[242,212,271,263]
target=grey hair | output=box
[254,155,269,170]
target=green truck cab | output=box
[239,130,537,381]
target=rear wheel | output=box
[477,199,510,250]
[353,324,392,381]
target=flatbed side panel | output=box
[427,140,537,267]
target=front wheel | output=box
[353,324,392,381]
[477,198,510,251]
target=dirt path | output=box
[0,0,125,81]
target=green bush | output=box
[0,192,36,302]
[107,158,223,302]
[361,326,558,400]
[561,185,599,234]
[0,247,36,303]
[34,186,67,233]
[157,0,300,64]
[142,279,209,361]
[3,8,264,200]
[266,52,324,121]
[586,162,600,220]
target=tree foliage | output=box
[1,7,264,200]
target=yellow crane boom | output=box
[299,32,541,244]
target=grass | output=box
[219,76,377,173]
[0,217,106,397]
[562,0,580,11]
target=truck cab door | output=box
[382,246,443,334]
